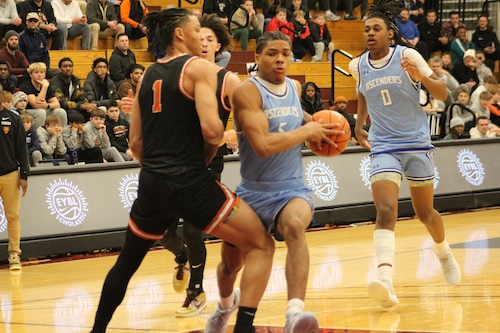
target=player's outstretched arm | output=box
[129,85,143,163]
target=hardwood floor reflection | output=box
[0,208,499,333]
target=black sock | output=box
[234,306,256,333]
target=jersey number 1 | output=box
[152,80,162,113]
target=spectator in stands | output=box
[51,0,91,50]
[2,91,15,114]
[323,0,345,22]
[292,9,318,62]
[286,0,309,22]
[474,50,493,86]
[109,33,136,88]
[341,0,369,21]
[469,115,498,139]
[265,7,295,40]
[20,112,43,167]
[0,0,23,39]
[450,26,474,66]
[13,91,28,114]
[36,114,71,163]
[418,9,448,55]
[301,81,323,115]
[19,62,67,129]
[443,117,467,140]
[471,15,500,73]
[87,0,125,51]
[230,0,262,51]
[429,55,458,106]
[332,95,357,145]
[18,0,65,50]
[260,0,288,30]
[397,0,423,24]
[50,57,97,120]
[452,49,479,95]
[105,100,133,161]
[0,60,16,94]
[202,0,232,25]
[447,86,475,133]
[440,10,465,52]
[62,112,103,163]
[397,8,428,60]
[119,0,148,40]
[487,85,500,131]
[471,90,491,120]
[84,107,125,162]
[0,30,30,86]
[470,75,496,111]
[441,51,453,72]
[83,57,119,118]
[117,63,143,99]
[310,11,334,62]
[19,13,52,72]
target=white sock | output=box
[286,298,304,318]
[220,291,235,310]
[435,238,450,256]
[374,229,395,282]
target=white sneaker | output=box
[438,250,461,285]
[311,55,321,62]
[284,312,319,333]
[367,279,399,308]
[325,12,341,21]
[205,289,240,333]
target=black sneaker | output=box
[344,14,356,20]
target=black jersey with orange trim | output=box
[139,54,206,176]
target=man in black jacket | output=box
[50,57,97,120]
[418,9,448,55]
[87,0,125,50]
[109,33,136,88]
[472,15,500,72]
[17,0,65,50]
[0,60,16,94]
[0,83,29,271]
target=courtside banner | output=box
[0,139,498,242]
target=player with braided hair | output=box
[159,13,241,318]
[90,8,274,332]
[348,0,461,309]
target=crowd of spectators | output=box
[1,1,499,171]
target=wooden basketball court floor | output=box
[1,207,499,333]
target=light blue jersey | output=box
[237,76,304,186]
[236,76,313,235]
[357,45,432,154]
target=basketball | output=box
[307,110,351,157]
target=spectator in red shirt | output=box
[0,30,30,86]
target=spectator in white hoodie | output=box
[51,0,91,50]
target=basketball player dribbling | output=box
[348,0,461,309]
[205,31,339,333]
[89,8,274,333]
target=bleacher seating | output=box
[46,2,500,116]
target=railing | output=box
[330,49,353,105]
